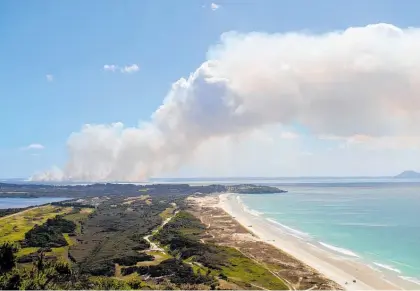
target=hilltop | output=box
[394,170,420,179]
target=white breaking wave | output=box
[373,262,402,273]
[399,276,420,286]
[236,195,263,217]
[266,218,310,239]
[390,259,415,268]
[319,242,360,258]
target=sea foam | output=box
[266,218,310,239]
[236,195,263,217]
[319,242,360,258]
[399,276,420,286]
[373,262,402,273]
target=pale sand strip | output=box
[218,193,419,291]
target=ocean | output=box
[0,197,70,209]
[237,179,420,285]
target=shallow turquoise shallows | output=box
[238,179,420,285]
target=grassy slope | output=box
[46,208,94,263]
[63,207,94,234]
[0,205,73,244]
[159,205,176,220]
[11,207,93,261]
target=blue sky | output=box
[2,0,420,179]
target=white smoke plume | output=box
[32,23,420,182]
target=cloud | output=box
[280,131,299,139]
[104,65,118,72]
[104,64,139,73]
[32,23,420,181]
[46,74,53,82]
[120,64,139,73]
[211,3,220,11]
[22,144,45,151]
[332,135,420,151]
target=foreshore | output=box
[217,193,418,291]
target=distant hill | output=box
[395,170,420,179]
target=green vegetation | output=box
[63,207,95,234]
[121,258,215,285]
[68,194,186,277]
[227,184,286,194]
[0,246,73,290]
[1,182,284,199]
[0,183,289,290]
[23,216,76,248]
[153,211,288,290]
[0,243,17,274]
[16,247,39,258]
[0,207,30,218]
[136,250,171,266]
[159,205,177,220]
[88,276,131,290]
[0,206,72,244]
[63,233,75,246]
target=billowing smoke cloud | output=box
[32,23,420,181]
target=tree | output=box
[20,253,72,290]
[0,246,72,290]
[0,242,17,274]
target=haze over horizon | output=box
[3,1,420,181]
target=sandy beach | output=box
[214,193,418,291]
[215,194,420,290]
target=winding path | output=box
[143,211,179,252]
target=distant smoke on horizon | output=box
[31,23,420,182]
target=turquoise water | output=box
[239,180,420,284]
[0,197,70,209]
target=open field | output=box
[122,194,150,205]
[136,250,172,266]
[3,207,93,264]
[16,246,39,257]
[159,204,177,220]
[0,205,73,244]
[63,207,95,234]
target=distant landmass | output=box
[0,182,285,198]
[395,170,420,179]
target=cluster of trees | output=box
[0,207,30,218]
[153,211,228,269]
[121,258,216,286]
[69,195,171,275]
[51,201,96,208]
[0,243,147,290]
[129,237,151,251]
[0,243,73,289]
[79,249,155,277]
[23,216,76,248]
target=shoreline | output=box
[218,193,418,290]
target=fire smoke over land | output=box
[32,23,420,182]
